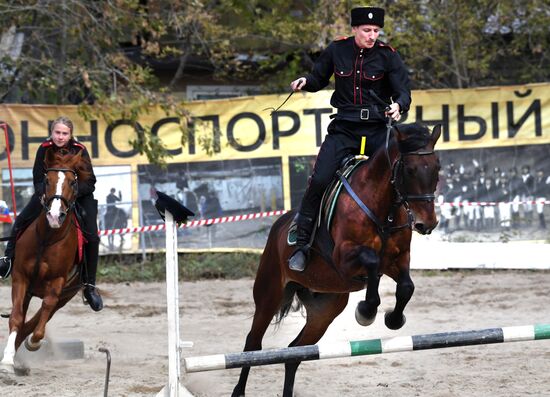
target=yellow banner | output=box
[0,82,548,167]
[1,82,548,252]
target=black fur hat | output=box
[351,7,385,28]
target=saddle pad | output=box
[320,156,369,231]
[74,213,87,264]
[287,155,368,246]
[287,221,297,245]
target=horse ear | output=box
[44,148,56,166]
[431,124,442,146]
[68,150,82,172]
[73,150,83,164]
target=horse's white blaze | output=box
[1,331,17,366]
[47,171,65,228]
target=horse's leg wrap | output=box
[355,247,380,326]
[0,331,17,369]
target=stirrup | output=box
[0,256,12,279]
[288,245,310,272]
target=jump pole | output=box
[157,210,194,397]
[184,324,550,373]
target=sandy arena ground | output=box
[0,270,549,397]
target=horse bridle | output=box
[42,167,78,212]
[390,150,437,203]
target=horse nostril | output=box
[416,223,434,235]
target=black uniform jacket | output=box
[33,138,96,198]
[303,36,411,121]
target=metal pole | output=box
[98,347,111,397]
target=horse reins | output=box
[339,92,437,238]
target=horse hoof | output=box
[0,362,15,375]
[384,311,406,330]
[14,364,30,376]
[355,302,377,326]
[24,336,41,352]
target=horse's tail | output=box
[274,282,311,325]
[263,210,311,325]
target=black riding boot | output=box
[0,234,16,279]
[83,240,103,311]
[288,213,315,272]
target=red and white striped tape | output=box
[97,198,550,236]
[98,209,289,236]
[440,199,550,208]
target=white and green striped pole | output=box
[184,324,550,373]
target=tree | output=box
[0,0,237,164]
[383,0,550,89]
[1,1,548,163]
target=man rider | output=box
[288,6,411,271]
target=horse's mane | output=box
[45,148,93,182]
[394,122,431,153]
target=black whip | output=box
[263,91,295,115]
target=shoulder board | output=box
[378,42,396,52]
[41,140,54,148]
[333,35,349,42]
[72,141,85,150]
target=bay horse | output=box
[0,148,92,373]
[232,123,441,396]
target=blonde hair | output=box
[50,116,74,136]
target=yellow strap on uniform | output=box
[360,136,366,155]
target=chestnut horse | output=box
[232,123,441,396]
[0,149,92,373]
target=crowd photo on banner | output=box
[437,144,550,237]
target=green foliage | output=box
[385,0,550,88]
[1,0,548,164]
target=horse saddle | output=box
[287,155,369,246]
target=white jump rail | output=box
[156,210,194,397]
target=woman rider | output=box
[0,116,103,312]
